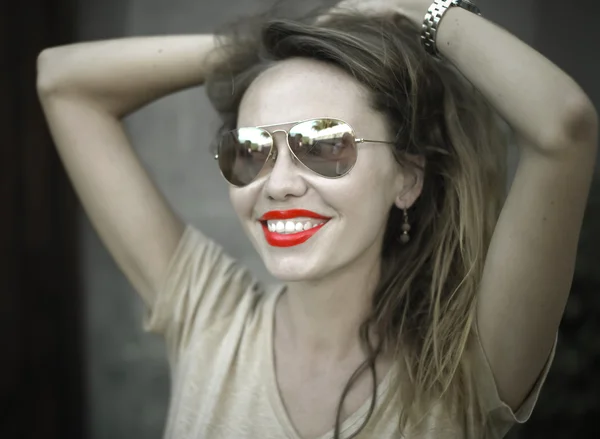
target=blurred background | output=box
[1,0,599,438]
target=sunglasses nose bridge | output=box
[268,129,294,159]
[270,128,290,144]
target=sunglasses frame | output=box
[214,117,395,187]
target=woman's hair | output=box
[205,2,508,436]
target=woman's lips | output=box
[258,209,331,247]
[261,221,327,247]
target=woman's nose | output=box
[263,132,308,201]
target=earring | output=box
[399,208,411,244]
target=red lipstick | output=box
[259,209,330,247]
[259,209,330,221]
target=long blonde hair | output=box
[205,4,508,436]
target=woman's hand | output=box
[323,0,433,28]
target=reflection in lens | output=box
[289,119,357,177]
[218,128,272,186]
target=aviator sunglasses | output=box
[215,118,395,187]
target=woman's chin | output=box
[263,257,326,283]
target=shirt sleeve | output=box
[470,325,557,435]
[143,224,261,365]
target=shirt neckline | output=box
[262,286,394,439]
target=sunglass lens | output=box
[219,127,272,186]
[288,119,357,177]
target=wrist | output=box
[421,1,481,60]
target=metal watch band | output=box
[421,0,482,60]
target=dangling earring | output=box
[399,208,411,244]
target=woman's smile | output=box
[258,209,332,247]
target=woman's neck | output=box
[275,249,382,363]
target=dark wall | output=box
[0,1,83,438]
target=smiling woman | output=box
[36,0,597,438]
[205,10,505,437]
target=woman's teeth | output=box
[266,220,325,234]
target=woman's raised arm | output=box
[37,35,218,305]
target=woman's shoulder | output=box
[144,223,284,362]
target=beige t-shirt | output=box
[144,225,555,439]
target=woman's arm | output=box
[38,35,217,116]
[434,7,598,410]
[436,7,597,151]
[37,35,218,306]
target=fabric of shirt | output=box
[143,225,555,439]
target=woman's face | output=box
[230,57,417,281]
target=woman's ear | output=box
[394,155,425,210]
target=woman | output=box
[36,0,598,437]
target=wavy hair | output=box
[205,2,508,436]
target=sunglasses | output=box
[214,118,395,187]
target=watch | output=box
[421,0,482,60]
